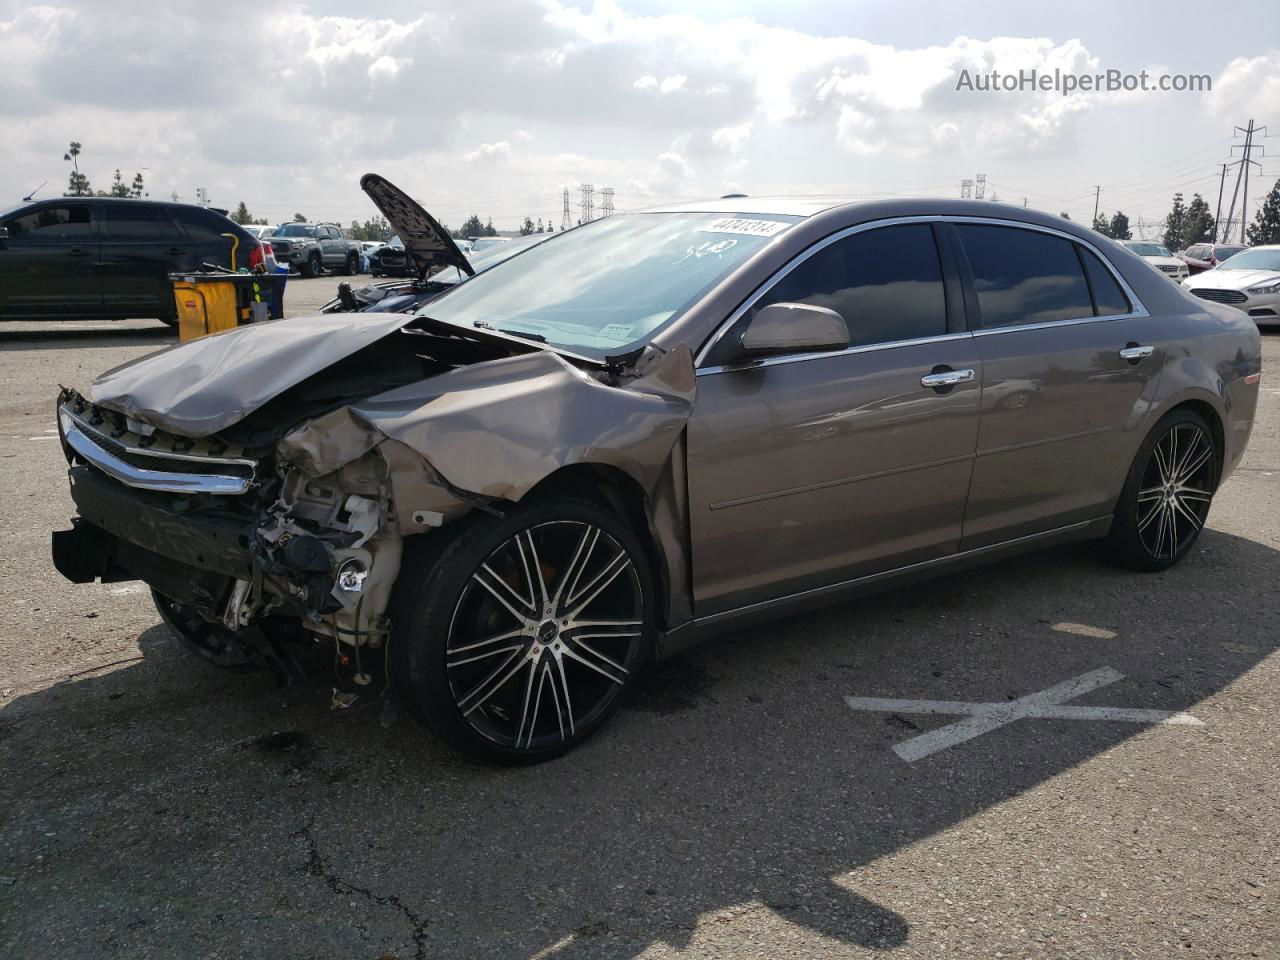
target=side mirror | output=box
[734,302,850,360]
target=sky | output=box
[1,0,1278,235]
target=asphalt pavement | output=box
[1,280,1277,959]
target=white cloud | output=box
[1207,51,1280,121]
[464,141,514,164]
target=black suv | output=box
[0,198,265,324]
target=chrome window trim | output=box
[60,413,253,496]
[694,213,1150,369]
[697,330,973,377]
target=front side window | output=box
[423,212,800,357]
[4,205,92,243]
[749,223,947,349]
[958,224,1093,328]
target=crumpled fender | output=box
[276,344,696,503]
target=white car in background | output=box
[1122,241,1188,281]
[1181,245,1280,326]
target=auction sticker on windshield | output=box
[698,217,791,237]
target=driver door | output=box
[686,221,981,616]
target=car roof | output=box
[642,195,859,217]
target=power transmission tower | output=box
[601,187,615,217]
[960,179,973,199]
[561,187,571,231]
[1225,120,1266,243]
[975,174,986,200]
[581,184,594,223]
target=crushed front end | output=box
[52,387,468,677]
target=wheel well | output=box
[1166,398,1226,481]
[524,464,670,628]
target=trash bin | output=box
[171,273,284,342]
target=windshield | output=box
[421,212,799,356]
[1214,245,1247,260]
[275,224,315,237]
[1125,242,1171,257]
[1215,249,1280,271]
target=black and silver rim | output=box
[153,590,256,671]
[1137,422,1214,561]
[445,521,644,751]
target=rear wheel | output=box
[1097,409,1218,571]
[343,252,358,275]
[390,498,654,764]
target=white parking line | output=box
[846,667,1202,762]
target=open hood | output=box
[361,173,474,281]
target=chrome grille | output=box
[60,406,256,495]
[1191,288,1247,305]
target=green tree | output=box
[1162,193,1186,252]
[292,212,307,223]
[1059,211,1071,221]
[484,217,497,237]
[1108,211,1131,241]
[1181,193,1215,249]
[519,216,535,236]
[1246,179,1280,246]
[1092,211,1110,236]
[459,214,485,238]
[536,218,545,233]
[63,141,90,196]
[130,171,145,199]
[232,201,254,225]
[108,169,131,198]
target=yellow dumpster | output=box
[171,274,281,342]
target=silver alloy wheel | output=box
[1136,421,1214,561]
[444,520,644,750]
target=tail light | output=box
[248,241,265,270]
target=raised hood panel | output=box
[361,173,474,280]
[90,312,412,437]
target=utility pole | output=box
[580,183,594,223]
[1225,120,1265,243]
[561,187,571,231]
[1092,185,1102,225]
[1214,163,1228,243]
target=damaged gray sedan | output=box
[53,189,1261,762]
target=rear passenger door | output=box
[952,221,1163,548]
[687,221,981,616]
[98,204,188,318]
[172,207,241,271]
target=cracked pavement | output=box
[2,281,1277,958]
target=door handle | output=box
[1119,344,1154,361]
[921,368,975,388]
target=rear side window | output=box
[957,224,1093,328]
[756,223,947,348]
[1078,247,1131,316]
[4,204,92,242]
[102,204,182,240]
[174,207,234,242]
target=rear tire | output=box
[389,497,656,764]
[343,252,358,276]
[1096,408,1218,572]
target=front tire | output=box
[301,253,322,279]
[1097,409,1218,571]
[390,498,655,764]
